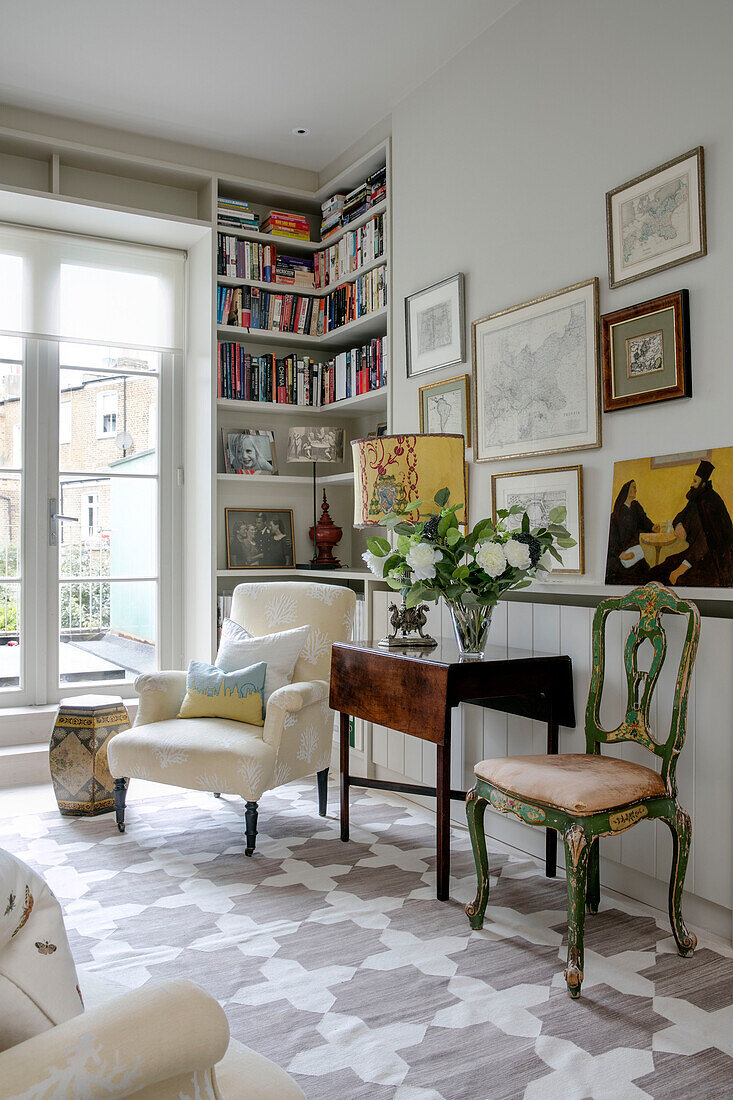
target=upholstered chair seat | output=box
[475,753,666,815]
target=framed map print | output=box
[491,465,584,574]
[606,147,706,289]
[472,278,600,462]
[418,373,471,446]
[601,290,691,412]
[405,273,465,377]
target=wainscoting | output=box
[367,591,733,942]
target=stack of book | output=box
[314,213,384,288]
[321,193,345,239]
[343,182,369,225]
[367,167,386,207]
[216,335,387,405]
[218,198,259,231]
[276,255,315,288]
[261,209,311,240]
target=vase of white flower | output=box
[362,487,575,654]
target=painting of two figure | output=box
[606,448,733,587]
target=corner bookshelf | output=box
[206,139,392,660]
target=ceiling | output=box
[0,0,518,172]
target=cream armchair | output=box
[0,847,304,1099]
[108,581,356,855]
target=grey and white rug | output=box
[2,782,732,1099]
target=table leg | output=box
[436,722,451,901]
[340,712,350,843]
[546,708,558,878]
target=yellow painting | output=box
[606,448,733,587]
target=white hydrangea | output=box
[475,540,506,578]
[362,549,387,577]
[405,541,442,581]
[505,538,532,570]
[538,549,555,572]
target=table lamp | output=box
[352,432,467,645]
[287,426,346,568]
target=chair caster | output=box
[245,847,254,857]
[117,822,125,834]
[213,792,221,798]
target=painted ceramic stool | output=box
[50,695,130,816]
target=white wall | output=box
[386,0,733,939]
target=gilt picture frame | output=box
[601,290,691,412]
[405,273,465,377]
[491,465,584,574]
[418,373,471,447]
[225,508,295,570]
[606,147,706,290]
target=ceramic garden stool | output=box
[50,695,131,816]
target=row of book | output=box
[216,265,386,335]
[321,167,386,238]
[217,336,387,405]
[314,214,384,288]
[218,236,314,287]
[217,197,258,232]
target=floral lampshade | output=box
[352,433,466,527]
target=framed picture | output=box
[221,429,277,475]
[419,374,471,447]
[606,147,706,289]
[605,449,733,587]
[287,426,345,464]
[601,290,691,412]
[225,508,295,569]
[491,465,584,574]
[472,278,600,463]
[405,273,465,377]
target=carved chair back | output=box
[585,582,700,796]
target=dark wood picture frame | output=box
[601,290,691,413]
[225,508,295,569]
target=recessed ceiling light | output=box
[292,127,311,136]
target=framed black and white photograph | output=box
[287,426,345,464]
[419,373,471,447]
[472,278,600,462]
[225,508,295,569]
[606,147,706,289]
[221,429,277,475]
[405,273,465,377]
[491,465,584,574]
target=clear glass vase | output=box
[446,597,494,660]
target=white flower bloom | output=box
[505,538,532,570]
[362,549,386,577]
[538,549,555,572]
[405,541,442,581]
[475,540,506,578]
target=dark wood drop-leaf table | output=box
[329,639,575,901]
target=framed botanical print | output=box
[601,290,691,412]
[606,147,706,289]
[491,465,584,574]
[418,373,471,447]
[405,273,465,377]
[225,508,295,569]
[472,278,600,462]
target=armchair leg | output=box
[666,806,697,956]
[586,837,600,914]
[245,801,258,856]
[563,824,590,998]
[114,778,128,834]
[317,768,328,817]
[213,792,221,798]
[465,787,490,930]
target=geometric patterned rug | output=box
[1,781,731,1099]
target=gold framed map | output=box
[606,147,706,289]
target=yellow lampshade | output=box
[352,433,466,527]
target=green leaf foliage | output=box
[366,536,391,555]
[549,506,567,523]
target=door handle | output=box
[49,498,79,546]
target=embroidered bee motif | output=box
[11,886,34,938]
[35,940,57,955]
[4,892,15,916]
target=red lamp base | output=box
[309,489,343,569]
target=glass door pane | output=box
[0,341,23,691]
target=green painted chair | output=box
[465,581,700,999]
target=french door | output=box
[0,230,184,707]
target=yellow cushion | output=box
[178,661,265,725]
[474,753,666,814]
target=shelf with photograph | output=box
[216,471,353,486]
